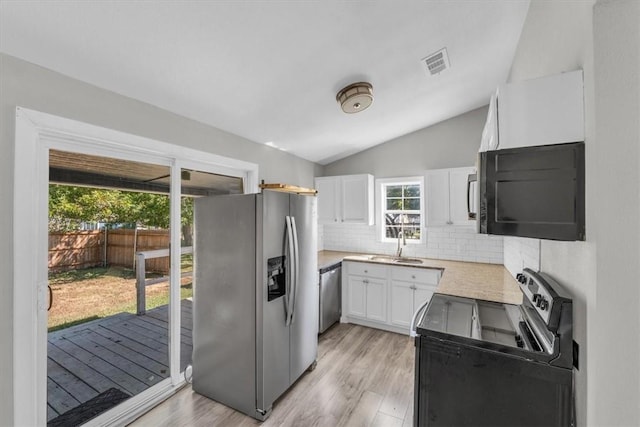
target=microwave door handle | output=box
[289,216,300,324]
[467,174,477,220]
[285,216,294,325]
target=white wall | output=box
[503,1,596,424]
[502,236,540,276]
[504,0,640,425]
[322,106,488,178]
[0,53,321,425]
[319,107,503,261]
[591,0,640,425]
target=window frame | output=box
[375,176,425,244]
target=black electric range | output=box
[413,268,575,427]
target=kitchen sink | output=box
[368,255,424,265]
[395,258,423,265]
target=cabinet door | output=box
[425,169,450,226]
[315,177,339,224]
[341,175,373,225]
[347,276,366,318]
[449,167,476,225]
[390,281,414,327]
[498,70,584,150]
[365,279,387,322]
[480,92,499,152]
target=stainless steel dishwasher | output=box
[318,262,341,333]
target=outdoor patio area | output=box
[47,300,193,423]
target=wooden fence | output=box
[49,229,170,273]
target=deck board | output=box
[47,300,193,422]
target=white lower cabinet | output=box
[346,265,387,322]
[390,281,434,328]
[342,261,440,335]
[390,281,414,327]
[365,279,386,322]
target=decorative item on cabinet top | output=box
[259,181,317,196]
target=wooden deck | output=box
[47,300,193,422]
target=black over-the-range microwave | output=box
[468,141,585,241]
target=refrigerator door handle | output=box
[290,216,300,324]
[285,216,294,325]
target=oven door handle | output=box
[410,298,431,338]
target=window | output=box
[377,177,424,243]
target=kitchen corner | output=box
[318,249,522,306]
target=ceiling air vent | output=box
[422,48,450,76]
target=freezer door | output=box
[192,194,257,417]
[257,191,291,413]
[289,194,319,382]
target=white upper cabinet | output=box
[425,167,475,226]
[493,70,585,150]
[315,177,339,224]
[480,92,499,152]
[315,174,374,225]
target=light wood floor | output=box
[130,323,415,427]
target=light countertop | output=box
[318,250,522,305]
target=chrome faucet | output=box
[396,231,406,257]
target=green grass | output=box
[49,266,135,284]
[48,252,195,332]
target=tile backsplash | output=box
[321,224,504,264]
[502,236,541,276]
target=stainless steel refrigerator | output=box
[192,190,318,421]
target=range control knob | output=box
[540,299,549,311]
[535,295,545,307]
[515,335,524,348]
[516,273,527,284]
[533,293,541,304]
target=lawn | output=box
[48,261,193,332]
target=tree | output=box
[48,185,193,232]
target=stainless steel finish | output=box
[289,194,319,382]
[396,231,406,257]
[319,263,341,333]
[261,191,290,412]
[410,297,431,338]
[193,191,318,421]
[290,216,300,324]
[368,255,424,265]
[193,194,257,417]
[285,216,294,325]
[521,301,555,354]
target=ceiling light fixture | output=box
[336,82,373,114]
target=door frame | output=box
[13,107,259,426]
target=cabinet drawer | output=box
[346,261,386,278]
[391,266,440,285]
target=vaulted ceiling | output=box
[0,1,530,165]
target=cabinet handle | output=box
[411,285,417,290]
[364,270,368,273]
[411,275,416,279]
[341,219,344,222]
[334,218,338,222]
[446,220,453,225]
[363,279,368,284]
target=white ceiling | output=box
[0,1,530,165]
